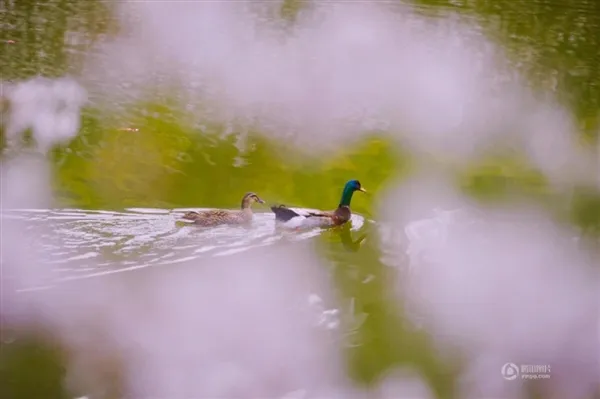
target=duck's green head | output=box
[339,179,366,207]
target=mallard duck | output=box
[180,192,265,226]
[271,179,366,228]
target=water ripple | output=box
[2,207,365,291]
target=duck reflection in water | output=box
[336,223,367,252]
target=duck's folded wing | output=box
[300,211,337,228]
[273,205,332,217]
[181,209,233,219]
[305,210,334,219]
[181,211,201,219]
[271,205,302,222]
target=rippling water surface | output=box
[2,208,366,291]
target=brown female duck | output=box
[180,192,265,227]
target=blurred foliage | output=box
[2,0,600,398]
[277,0,600,139]
[280,0,304,21]
[414,0,600,141]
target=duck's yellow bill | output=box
[359,188,367,193]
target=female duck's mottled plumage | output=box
[270,179,366,228]
[181,192,265,227]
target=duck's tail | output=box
[270,205,300,222]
